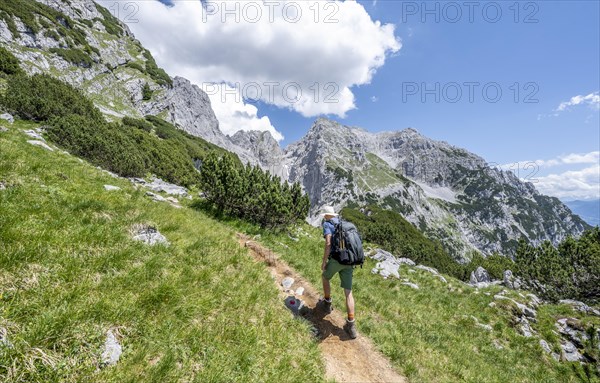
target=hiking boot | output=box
[317,298,333,314]
[344,320,358,339]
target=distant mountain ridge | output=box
[564,199,600,227]
[281,118,589,260]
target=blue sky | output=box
[108,0,599,200]
[271,1,599,158]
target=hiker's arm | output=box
[322,234,331,271]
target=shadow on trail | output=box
[299,303,353,342]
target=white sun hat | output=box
[320,205,338,217]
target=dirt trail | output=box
[238,234,407,383]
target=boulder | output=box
[470,266,490,284]
[0,126,8,133]
[131,225,169,246]
[145,177,188,196]
[104,185,121,191]
[372,259,400,279]
[560,340,584,362]
[0,113,14,124]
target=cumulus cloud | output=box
[499,151,599,170]
[556,91,600,112]
[201,83,284,141]
[98,0,400,137]
[498,152,600,200]
[534,164,600,200]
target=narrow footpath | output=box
[238,234,407,383]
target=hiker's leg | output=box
[322,275,331,299]
[344,288,355,319]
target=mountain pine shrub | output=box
[199,152,310,228]
[1,74,102,122]
[0,46,22,76]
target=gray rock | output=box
[397,257,416,266]
[104,185,121,191]
[0,126,8,133]
[559,299,600,317]
[101,329,122,366]
[24,129,44,140]
[27,140,54,151]
[166,197,180,204]
[0,113,14,124]
[281,277,294,290]
[494,295,537,319]
[415,265,440,275]
[132,225,169,246]
[295,287,304,296]
[560,340,584,362]
[527,293,542,308]
[540,339,552,354]
[540,339,561,361]
[470,266,490,284]
[402,282,419,290]
[146,191,167,202]
[556,318,590,348]
[519,318,535,337]
[503,270,524,290]
[372,259,400,279]
[144,177,188,197]
[492,339,504,350]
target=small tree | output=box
[142,82,153,101]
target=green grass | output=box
[220,218,600,383]
[0,121,325,382]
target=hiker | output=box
[319,205,358,339]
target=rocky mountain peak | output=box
[230,129,283,168]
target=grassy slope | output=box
[226,220,600,383]
[0,121,324,383]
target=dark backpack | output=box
[331,218,365,267]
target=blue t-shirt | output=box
[322,217,339,238]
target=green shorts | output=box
[322,258,354,290]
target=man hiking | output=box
[318,205,358,339]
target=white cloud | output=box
[100,0,400,132]
[499,151,599,170]
[498,152,600,200]
[201,83,284,141]
[534,164,600,200]
[371,96,379,102]
[556,91,600,112]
